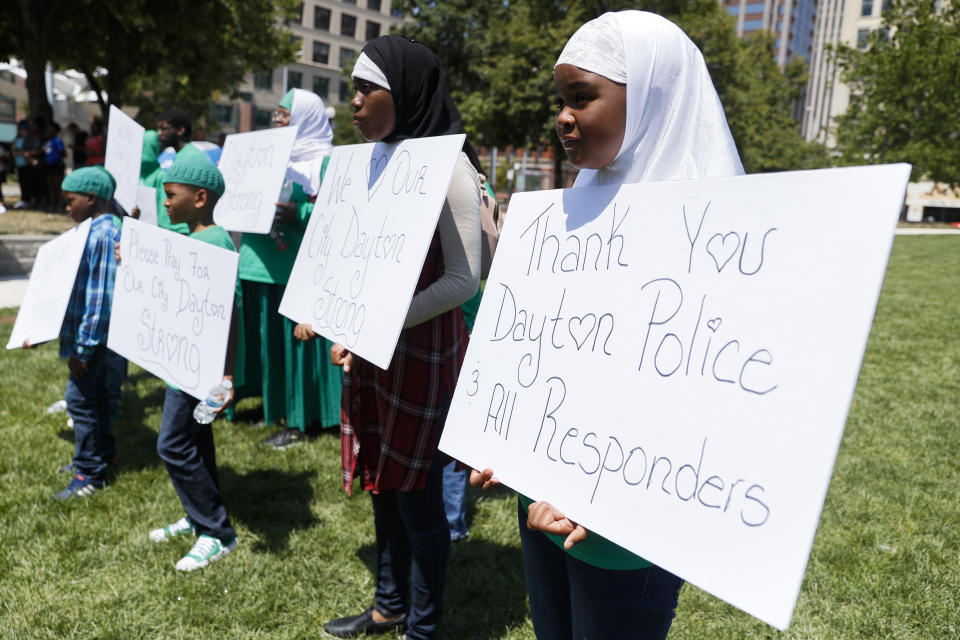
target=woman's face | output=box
[351,78,396,142]
[553,63,627,170]
[273,107,291,128]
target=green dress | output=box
[234,161,342,431]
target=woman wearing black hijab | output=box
[322,36,482,640]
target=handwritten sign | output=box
[6,219,93,349]
[279,134,467,369]
[107,219,238,399]
[137,185,158,226]
[213,127,299,234]
[104,105,145,213]
[439,164,911,630]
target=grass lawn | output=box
[1,235,959,639]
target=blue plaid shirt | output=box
[60,214,122,361]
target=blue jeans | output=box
[441,461,469,540]
[370,456,449,640]
[518,501,684,640]
[157,387,234,541]
[65,346,113,479]
[103,350,127,459]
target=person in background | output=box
[234,88,341,449]
[44,122,66,212]
[68,122,88,169]
[12,120,32,209]
[140,109,205,234]
[84,118,106,167]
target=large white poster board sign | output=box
[107,219,238,399]
[104,105,145,213]
[6,219,92,349]
[279,134,466,369]
[439,164,911,630]
[137,185,158,226]
[214,127,299,234]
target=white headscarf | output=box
[556,11,743,187]
[286,88,334,194]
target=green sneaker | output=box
[149,516,195,543]
[175,534,237,572]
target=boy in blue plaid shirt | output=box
[53,167,123,499]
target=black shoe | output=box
[262,427,306,450]
[322,607,407,638]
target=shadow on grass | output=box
[354,537,528,638]
[220,465,317,553]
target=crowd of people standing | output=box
[24,10,750,639]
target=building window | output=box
[313,75,330,98]
[881,0,891,10]
[296,2,304,23]
[368,0,382,10]
[861,0,873,15]
[745,2,764,11]
[391,6,403,17]
[0,95,17,120]
[857,28,869,47]
[742,18,764,29]
[313,41,330,64]
[314,6,331,30]
[339,47,356,68]
[253,71,273,90]
[210,103,235,126]
[344,0,356,4]
[340,79,351,102]
[253,108,273,130]
[288,71,303,89]
[726,5,740,15]
[365,20,381,40]
[341,13,357,38]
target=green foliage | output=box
[1,1,299,126]
[394,0,826,174]
[834,0,960,185]
[331,105,367,146]
[3,234,960,638]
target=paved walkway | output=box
[0,275,29,310]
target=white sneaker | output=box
[175,534,237,572]
[149,516,195,543]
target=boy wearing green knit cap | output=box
[145,154,241,570]
[48,167,124,499]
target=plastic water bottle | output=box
[193,380,233,425]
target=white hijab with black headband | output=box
[286,88,334,195]
[556,11,743,187]
[352,35,486,176]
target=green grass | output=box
[2,235,960,639]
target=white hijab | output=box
[557,11,743,187]
[286,88,334,194]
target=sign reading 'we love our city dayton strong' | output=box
[439,164,911,630]
[280,134,466,369]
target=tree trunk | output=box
[17,0,54,124]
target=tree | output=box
[394,0,827,185]
[0,0,299,126]
[834,0,960,185]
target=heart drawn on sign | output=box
[706,232,741,272]
[568,314,597,350]
[706,317,722,333]
[366,154,389,201]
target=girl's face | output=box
[273,107,291,127]
[351,78,396,142]
[554,63,627,170]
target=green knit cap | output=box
[278,89,294,110]
[61,166,116,200]
[163,153,225,196]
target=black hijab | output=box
[361,36,485,176]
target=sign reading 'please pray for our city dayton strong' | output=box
[280,134,466,369]
[439,164,911,631]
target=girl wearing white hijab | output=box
[472,11,743,639]
[235,88,341,449]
